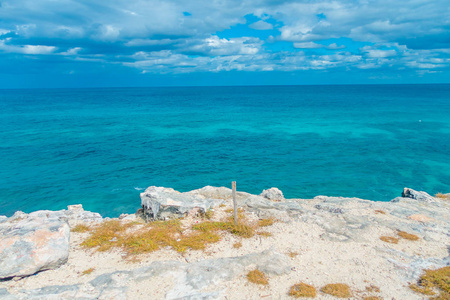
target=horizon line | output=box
[1,82,450,91]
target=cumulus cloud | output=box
[0,0,449,78]
[249,20,273,30]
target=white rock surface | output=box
[260,187,285,201]
[0,213,70,279]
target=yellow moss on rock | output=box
[410,266,450,299]
[397,230,420,241]
[289,283,317,298]
[380,236,399,244]
[247,269,269,285]
[320,283,352,298]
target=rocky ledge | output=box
[0,186,449,299]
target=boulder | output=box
[140,186,224,220]
[27,205,103,223]
[0,212,70,279]
[401,187,436,203]
[260,187,285,201]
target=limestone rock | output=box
[26,205,102,224]
[0,213,70,279]
[140,186,224,220]
[12,250,290,299]
[260,187,285,201]
[401,187,436,203]
[408,214,434,222]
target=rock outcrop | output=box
[260,187,285,201]
[0,205,102,279]
[401,187,436,202]
[5,250,290,299]
[0,212,70,279]
[1,186,449,299]
[140,186,225,220]
[140,185,301,221]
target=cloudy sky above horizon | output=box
[1,0,450,88]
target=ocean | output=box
[1,84,449,217]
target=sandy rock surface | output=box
[0,186,449,299]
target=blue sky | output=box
[0,0,449,88]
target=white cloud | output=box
[249,20,273,30]
[365,49,397,58]
[327,43,345,50]
[0,40,57,54]
[294,42,324,49]
[0,0,449,75]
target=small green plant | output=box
[321,283,352,298]
[289,283,316,298]
[247,269,269,285]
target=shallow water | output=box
[1,84,449,217]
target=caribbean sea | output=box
[1,84,449,217]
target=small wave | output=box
[134,187,145,191]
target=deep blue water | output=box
[1,85,449,217]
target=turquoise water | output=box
[1,85,449,217]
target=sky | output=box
[0,0,449,88]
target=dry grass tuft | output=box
[288,251,299,258]
[81,268,95,276]
[71,224,90,233]
[257,231,272,237]
[375,210,386,214]
[258,217,276,227]
[247,269,269,285]
[365,285,380,293]
[363,297,382,300]
[435,193,450,200]
[192,217,256,238]
[289,282,317,298]
[80,219,222,255]
[79,208,276,257]
[233,241,242,248]
[321,283,352,298]
[409,266,450,299]
[397,231,420,241]
[201,209,214,220]
[380,236,399,244]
